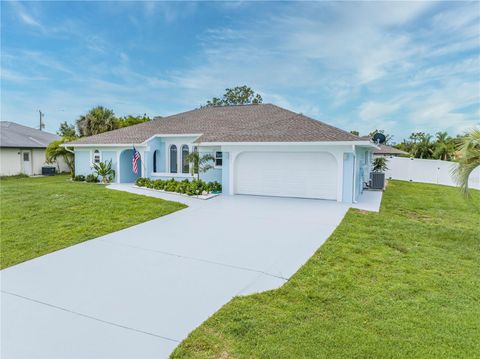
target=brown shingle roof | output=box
[67,104,361,145]
[373,144,408,155]
[359,136,408,155]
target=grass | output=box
[0,175,186,269]
[172,181,480,358]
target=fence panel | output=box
[384,157,480,190]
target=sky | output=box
[1,1,479,143]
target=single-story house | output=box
[0,121,68,176]
[66,104,378,203]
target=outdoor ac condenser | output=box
[370,172,385,190]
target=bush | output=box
[135,177,222,196]
[73,175,85,182]
[85,174,99,183]
[153,179,165,190]
[165,179,178,192]
[208,181,222,193]
[135,177,147,187]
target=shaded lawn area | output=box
[172,181,480,358]
[0,175,186,269]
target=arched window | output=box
[169,145,177,173]
[93,150,101,164]
[153,150,158,173]
[181,145,189,173]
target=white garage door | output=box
[234,152,338,200]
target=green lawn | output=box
[172,181,480,358]
[0,175,186,269]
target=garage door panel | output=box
[235,152,337,200]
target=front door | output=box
[22,150,32,175]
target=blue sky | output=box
[1,1,479,142]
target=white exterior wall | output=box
[221,144,353,202]
[385,157,480,190]
[0,148,68,176]
[0,148,22,176]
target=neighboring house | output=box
[360,136,408,157]
[66,104,378,203]
[0,121,68,176]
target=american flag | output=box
[132,147,141,174]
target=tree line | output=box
[57,106,153,138]
[352,129,465,161]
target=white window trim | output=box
[151,172,195,178]
[164,143,196,176]
[181,144,190,174]
[92,149,102,165]
[168,144,179,174]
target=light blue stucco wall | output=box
[120,149,141,183]
[342,153,354,203]
[142,136,222,186]
[145,137,166,175]
[74,150,91,176]
[74,148,119,180]
[102,150,117,182]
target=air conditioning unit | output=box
[370,172,385,190]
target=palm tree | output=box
[413,133,434,159]
[76,106,116,136]
[433,131,454,161]
[453,128,480,195]
[185,151,215,180]
[45,137,75,177]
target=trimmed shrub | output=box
[153,179,165,190]
[135,177,143,186]
[85,174,99,183]
[73,175,85,182]
[165,179,177,192]
[135,177,221,196]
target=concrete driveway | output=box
[1,189,377,358]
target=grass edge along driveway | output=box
[172,181,480,358]
[0,175,186,269]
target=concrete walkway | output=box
[1,187,382,358]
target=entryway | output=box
[21,150,32,175]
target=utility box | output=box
[370,172,385,190]
[42,166,56,176]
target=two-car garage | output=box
[234,152,338,200]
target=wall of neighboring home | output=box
[0,148,68,176]
[0,148,22,176]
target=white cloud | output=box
[9,1,45,31]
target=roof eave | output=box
[197,140,379,147]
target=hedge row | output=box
[73,174,100,183]
[135,177,221,196]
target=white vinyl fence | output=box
[384,157,480,190]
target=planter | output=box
[133,185,220,200]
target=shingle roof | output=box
[67,104,362,145]
[0,121,60,148]
[360,136,408,155]
[373,144,408,155]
